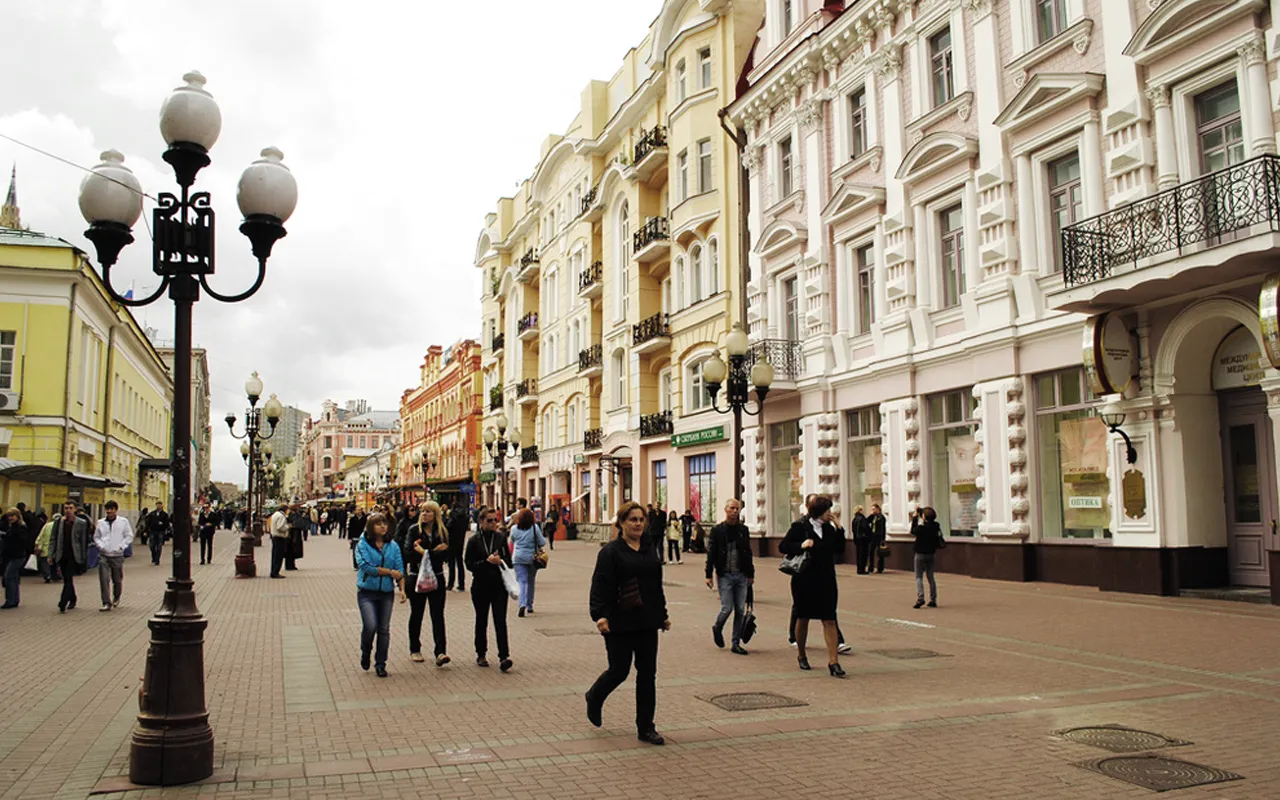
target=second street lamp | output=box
[702,323,773,529]
[228,377,282,573]
[484,416,520,517]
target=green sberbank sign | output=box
[672,425,726,448]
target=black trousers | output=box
[406,576,447,656]
[471,586,509,659]
[58,557,78,609]
[286,530,301,570]
[200,534,214,563]
[447,551,465,590]
[854,539,871,573]
[682,529,692,552]
[270,536,288,576]
[667,539,680,561]
[588,629,659,734]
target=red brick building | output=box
[398,340,483,509]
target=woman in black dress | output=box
[779,495,846,677]
[586,501,670,745]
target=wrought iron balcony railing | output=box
[633,216,670,253]
[491,332,505,352]
[579,186,598,216]
[517,312,539,334]
[640,410,673,439]
[583,427,602,451]
[521,446,539,464]
[632,312,670,346]
[520,248,540,269]
[579,343,603,371]
[516,378,537,398]
[633,125,667,164]
[1062,153,1280,287]
[578,260,603,292]
[747,339,804,381]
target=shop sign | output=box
[478,471,496,484]
[672,425,726,448]
[1068,496,1103,509]
[1122,469,1147,520]
[1212,326,1266,391]
[1083,313,1134,395]
[1261,273,1280,369]
[574,454,586,464]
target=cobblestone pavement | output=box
[1,532,1278,799]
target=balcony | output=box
[1055,154,1280,313]
[578,259,603,298]
[520,445,539,464]
[582,184,604,222]
[489,385,503,412]
[584,427,602,451]
[517,312,539,340]
[517,247,540,283]
[632,312,671,354]
[516,378,538,406]
[640,410,672,440]
[633,216,670,263]
[578,343,603,377]
[579,186,598,217]
[491,332,505,354]
[632,125,668,182]
[747,339,804,383]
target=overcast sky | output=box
[1,0,661,485]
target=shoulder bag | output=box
[778,550,810,576]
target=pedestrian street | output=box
[1,534,1278,799]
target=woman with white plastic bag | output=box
[404,501,451,667]
[464,507,515,672]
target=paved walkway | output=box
[1,532,1278,798]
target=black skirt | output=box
[790,566,838,621]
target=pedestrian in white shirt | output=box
[94,500,134,611]
[269,507,290,579]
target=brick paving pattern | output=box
[0,532,1277,798]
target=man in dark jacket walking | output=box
[867,504,888,573]
[48,501,91,612]
[446,504,469,592]
[704,499,754,654]
[145,502,171,565]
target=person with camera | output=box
[910,506,945,608]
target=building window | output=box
[359,436,366,448]
[612,350,627,407]
[856,244,875,334]
[674,256,686,309]
[783,275,800,340]
[1035,0,1069,42]
[346,435,354,447]
[677,149,689,201]
[708,239,719,295]
[659,368,673,413]
[323,436,332,449]
[770,421,804,528]
[0,331,14,390]
[1196,81,1244,173]
[1048,153,1082,273]
[653,460,668,509]
[687,360,713,412]
[675,59,687,104]
[699,47,712,88]
[846,407,883,511]
[779,136,794,198]
[927,389,981,537]
[697,139,712,193]
[782,0,793,38]
[691,244,704,304]
[1036,368,1110,539]
[616,202,630,321]
[687,453,716,522]
[939,204,965,308]
[929,27,954,107]
[849,89,867,158]
[322,456,332,470]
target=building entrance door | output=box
[1219,388,1275,587]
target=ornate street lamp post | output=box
[227,377,282,572]
[412,445,438,503]
[75,71,297,786]
[484,415,520,517]
[702,324,773,528]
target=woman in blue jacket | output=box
[509,508,547,617]
[355,512,404,677]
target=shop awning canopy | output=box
[0,458,127,489]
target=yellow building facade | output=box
[0,226,173,519]
[475,0,762,524]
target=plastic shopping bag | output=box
[498,563,519,599]
[416,566,439,593]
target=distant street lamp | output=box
[227,379,282,568]
[484,414,520,516]
[76,71,296,786]
[702,323,773,511]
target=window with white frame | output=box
[779,136,794,197]
[782,0,794,38]
[612,349,627,407]
[928,389,981,537]
[929,28,954,107]
[697,139,712,193]
[1196,81,1244,173]
[662,276,672,315]
[674,256,686,310]
[675,59,687,104]
[856,244,875,334]
[571,320,581,359]
[708,238,719,295]
[567,401,577,438]
[850,88,868,158]
[783,275,800,341]
[1048,153,1082,273]
[690,244,704,304]
[939,204,965,308]
[699,47,712,89]
[677,149,689,201]
[686,359,713,412]
[659,368,673,413]
[616,203,630,321]
[1035,0,1069,43]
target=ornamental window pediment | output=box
[1124,0,1265,65]
[754,219,807,259]
[820,182,885,227]
[894,132,978,184]
[994,73,1104,134]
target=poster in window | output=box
[862,443,884,506]
[947,434,981,529]
[1059,417,1110,528]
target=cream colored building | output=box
[474,0,763,524]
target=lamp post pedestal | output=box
[234,531,256,577]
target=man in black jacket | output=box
[867,504,888,574]
[145,503,171,565]
[704,499,753,655]
[645,504,666,560]
[446,504,469,592]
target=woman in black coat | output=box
[586,501,670,746]
[778,495,846,677]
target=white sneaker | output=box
[838,643,853,654]
[99,604,111,612]
[789,640,798,648]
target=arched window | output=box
[567,401,577,439]
[322,455,332,470]
[690,244,704,304]
[708,238,719,295]
[674,256,685,310]
[686,358,713,412]
[571,320,581,360]
[616,202,630,321]
[612,349,627,407]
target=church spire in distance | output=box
[0,164,21,229]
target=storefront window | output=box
[928,389,981,537]
[846,407,883,512]
[1036,368,1111,539]
[653,460,668,509]
[771,421,804,530]
[687,454,716,522]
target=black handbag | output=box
[741,585,758,643]
[778,551,810,575]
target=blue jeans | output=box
[514,564,537,610]
[357,589,395,669]
[2,557,22,606]
[714,572,750,646]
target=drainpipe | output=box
[101,324,117,491]
[60,281,79,471]
[717,107,751,328]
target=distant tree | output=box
[206,482,223,504]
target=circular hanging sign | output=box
[1083,313,1133,395]
[1259,272,1280,369]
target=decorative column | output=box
[880,397,921,535]
[1081,115,1105,216]
[814,413,841,511]
[1238,35,1276,156]
[963,177,981,295]
[873,222,889,321]
[1147,85,1179,190]
[913,203,930,309]
[1015,154,1038,274]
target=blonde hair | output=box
[420,501,446,539]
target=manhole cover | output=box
[868,648,949,659]
[536,628,598,637]
[703,692,807,712]
[1059,725,1190,753]
[1075,755,1243,792]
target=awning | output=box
[0,458,127,489]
